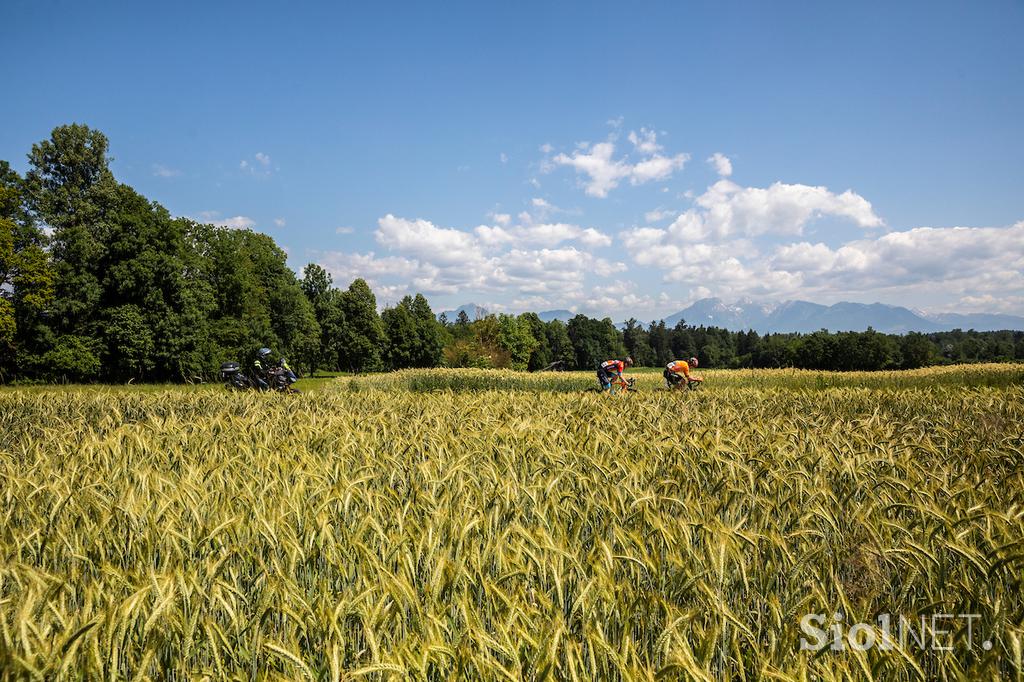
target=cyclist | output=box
[664,357,702,390]
[597,356,633,392]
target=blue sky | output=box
[2,0,1022,317]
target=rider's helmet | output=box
[689,356,698,367]
[625,356,634,367]
[258,347,272,359]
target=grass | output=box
[0,365,1022,679]
[0,370,346,395]
[344,362,1024,393]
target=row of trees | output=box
[3,125,1021,383]
[300,262,447,374]
[621,321,1024,371]
[433,314,1024,374]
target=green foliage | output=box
[194,225,316,375]
[102,305,154,379]
[0,125,324,382]
[443,337,502,368]
[300,262,332,304]
[545,320,575,368]
[301,262,338,374]
[308,276,386,374]
[622,318,656,366]
[0,297,13,353]
[497,314,537,370]
[24,124,112,227]
[0,162,53,379]
[382,303,418,369]
[567,314,626,370]
[454,309,471,333]
[383,295,443,369]
[39,335,101,382]
[647,320,672,366]
[338,278,385,372]
[25,125,112,336]
[270,281,320,372]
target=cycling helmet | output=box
[625,356,634,366]
[689,357,698,367]
[258,347,272,359]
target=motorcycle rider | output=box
[252,347,272,390]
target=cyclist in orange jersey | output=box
[664,357,702,390]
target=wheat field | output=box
[1,365,1022,680]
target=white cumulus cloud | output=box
[551,133,689,198]
[376,215,482,266]
[628,127,662,154]
[644,208,674,223]
[663,179,883,241]
[311,208,624,306]
[707,153,733,177]
[212,216,256,230]
[621,214,1024,312]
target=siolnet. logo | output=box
[800,612,993,652]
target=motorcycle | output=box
[221,362,252,390]
[221,362,300,393]
[266,365,301,393]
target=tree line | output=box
[619,321,1024,371]
[2,125,1022,383]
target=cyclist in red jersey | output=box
[597,357,633,392]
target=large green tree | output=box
[521,313,551,370]
[545,320,576,369]
[567,314,626,370]
[0,162,54,380]
[199,227,318,371]
[383,294,442,369]
[382,303,418,369]
[96,188,215,380]
[300,263,335,375]
[623,318,656,366]
[337,278,385,372]
[20,125,220,381]
[24,124,112,338]
[497,314,537,371]
[300,267,385,374]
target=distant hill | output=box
[538,309,574,322]
[443,297,1024,333]
[659,298,1024,334]
[438,305,574,323]
[437,303,489,321]
[923,312,1024,331]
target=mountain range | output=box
[439,299,1024,334]
[439,304,574,323]
[438,303,490,321]
[658,298,1024,334]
